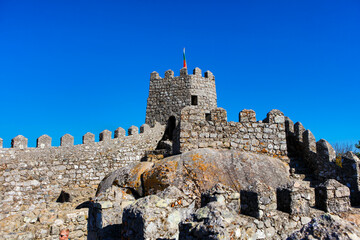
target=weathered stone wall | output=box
[145,67,217,126]
[178,107,287,156]
[285,117,360,205]
[0,122,165,239]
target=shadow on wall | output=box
[76,201,103,240]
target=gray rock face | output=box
[288,214,360,240]
[179,201,257,240]
[121,186,195,240]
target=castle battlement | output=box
[150,67,214,80]
[1,65,360,239]
[177,106,287,156]
[146,67,217,127]
[0,123,163,150]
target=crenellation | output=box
[294,122,305,143]
[303,130,316,154]
[204,70,214,80]
[264,109,285,124]
[164,69,174,78]
[150,71,160,80]
[11,135,28,149]
[83,132,95,144]
[128,126,139,135]
[178,106,287,156]
[36,134,52,148]
[210,108,227,124]
[146,67,217,127]
[193,67,201,76]
[239,109,256,123]
[140,124,150,133]
[180,67,187,76]
[114,127,126,138]
[285,117,294,136]
[1,65,357,239]
[99,130,112,142]
[61,134,74,147]
[316,139,336,164]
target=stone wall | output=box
[145,67,217,127]
[285,117,360,205]
[0,122,165,239]
[177,107,287,156]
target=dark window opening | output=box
[191,95,198,106]
[205,113,211,121]
[240,190,259,218]
[164,116,176,141]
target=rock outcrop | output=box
[97,148,291,203]
[288,214,360,240]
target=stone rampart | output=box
[0,122,165,226]
[145,67,217,126]
[177,107,287,156]
[285,117,360,205]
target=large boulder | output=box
[142,148,291,199]
[96,162,154,198]
[96,149,291,202]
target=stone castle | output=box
[0,67,359,239]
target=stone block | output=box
[61,134,74,147]
[193,67,201,76]
[241,182,275,219]
[239,109,256,123]
[294,122,305,143]
[204,70,214,80]
[211,108,227,124]
[150,71,160,80]
[0,138,2,148]
[82,132,95,144]
[285,117,294,136]
[99,130,112,142]
[11,135,28,149]
[303,130,316,153]
[316,139,336,163]
[315,179,350,213]
[165,69,174,78]
[264,109,284,124]
[128,126,139,136]
[37,134,52,148]
[277,182,311,216]
[114,127,126,138]
[140,124,150,133]
[180,67,188,76]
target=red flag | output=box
[183,48,187,68]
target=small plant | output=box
[333,142,355,157]
[355,140,360,158]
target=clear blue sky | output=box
[0,0,359,148]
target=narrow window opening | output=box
[191,95,198,105]
[205,113,211,121]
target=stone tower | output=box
[145,67,217,128]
